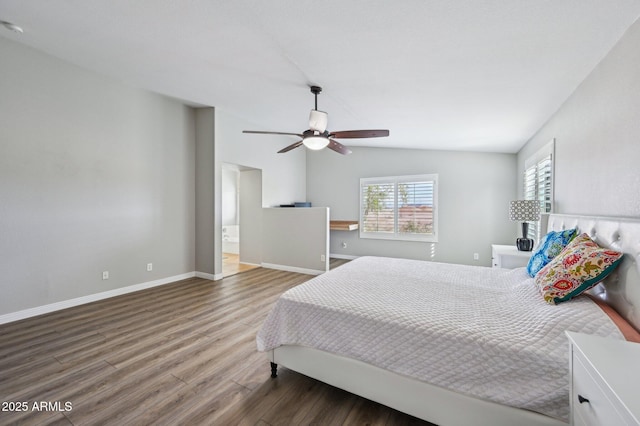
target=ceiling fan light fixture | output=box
[241,85,388,155]
[303,136,330,150]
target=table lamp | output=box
[509,200,541,251]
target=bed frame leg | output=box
[270,362,278,378]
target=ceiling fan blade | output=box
[278,141,304,153]
[328,139,352,155]
[243,130,304,137]
[329,129,389,139]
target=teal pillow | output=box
[526,228,577,277]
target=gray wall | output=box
[262,207,329,273]
[306,148,516,266]
[240,169,263,265]
[0,37,196,315]
[195,108,217,276]
[517,18,640,216]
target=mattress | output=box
[257,256,625,421]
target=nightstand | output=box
[491,244,532,269]
[566,331,640,425]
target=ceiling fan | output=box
[243,86,389,155]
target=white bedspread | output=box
[257,256,625,421]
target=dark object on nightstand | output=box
[516,222,535,251]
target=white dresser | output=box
[491,244,532,269]
[566,331,640,425]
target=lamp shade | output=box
[303,136,330,150]
[509,200,541,221]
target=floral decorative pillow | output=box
[534,233,623,305]
[526,228,577,277]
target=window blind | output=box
[523,153,553,240]
[397,181,435,236]
[360,174,438,242]
[361,182,395,233]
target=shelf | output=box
[330,220,359,231]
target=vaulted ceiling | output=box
[2,1,639,152]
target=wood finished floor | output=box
[222,253,260,278]
[0,259,432,426]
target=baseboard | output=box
[330,253,359,260]
[0,272,196,325]
[195,271,223,281]
[239,261,261,267]
[261,263,325,276]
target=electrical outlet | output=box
[473,253,479,261]
[320,254,326,262]
[147,263,153,271]
[102,271,109,280]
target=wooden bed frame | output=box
[265,214,640,426]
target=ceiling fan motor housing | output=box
[309,110,328,132]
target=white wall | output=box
[306,147,516,266]
[222,166,239,226]
[216,109,306,207]
[0,37,196,316]
[517,18,640,216]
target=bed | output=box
[256,214,640,426]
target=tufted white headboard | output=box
[547,214,640,332]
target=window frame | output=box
[523,139,555,241]
[359,174,438,242]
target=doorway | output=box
[221,163,262,277]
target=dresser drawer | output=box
[572,352,626,425]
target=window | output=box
[523,140,554,241]
[360,174,438,242]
